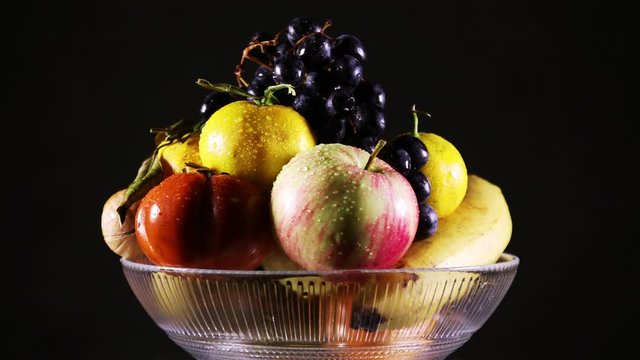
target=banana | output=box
[350,174,512,331]
[400,174,512,269]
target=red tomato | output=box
[135,172,275,270]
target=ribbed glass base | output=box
[170,334,467,360]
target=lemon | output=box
[157,134,201,176]
[199,100,316,189]
[417,133,468,218]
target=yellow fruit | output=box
[157,134,201,176]
[199,100,316,189]
[417,132,467,218]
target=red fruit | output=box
[135,172,275,270]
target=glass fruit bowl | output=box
[121,253,519,360]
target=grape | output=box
[273,54,305,86]
[275,41,292,58]
[304,105,332,132]
[393,135,429,169]
[381,134,434,239]
[350,104,370,131]
[406,171,431,203]
[355,81,386,110]
[286,17,323,45]
[415,203,438,240]
[248,67,275,97]
[326,88,356,116]
[366,112,386,137]
[333,34,367,62]
[353,104,385,137]
[350,305,384,332]
[295,33,333,69]
[292,90,324,115]
[380,147,411,175]
[319,117,347,143]
[331,55,363,87]
[303,71,333,96]
[254,66,273,81]
[199,92,235,119]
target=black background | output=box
[7,0,632,359]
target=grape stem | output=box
[234,30,285,87]
[411,104,431,137]
[234,19,334,87]
[287,19,334,55]
[364,139,387,171]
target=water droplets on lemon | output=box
[199,101,316,190]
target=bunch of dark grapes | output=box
[192,17,435,241]
[236,17,386,153]
[379,135,438,240]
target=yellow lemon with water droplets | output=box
[418,132,468,218]
[199,100,316,189]
[157,134,201,176]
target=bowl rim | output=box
[121,253,519,275]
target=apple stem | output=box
[364,139,387,171]
[411,104,431,137]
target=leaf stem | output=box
[196,79,254,98]
[411,104,431,137]
[260,84,296,106]
[116,152,164,224]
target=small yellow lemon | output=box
[199,100,316,189]
[418,133,468,218]
[157,134,201,176]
